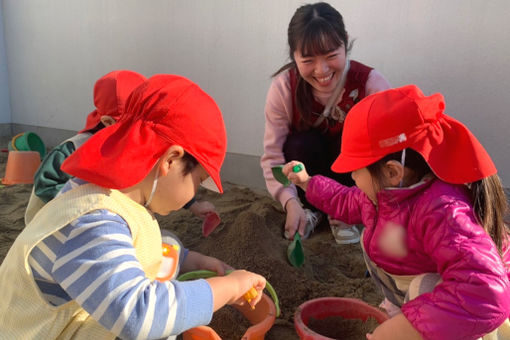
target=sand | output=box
[0,146,383,339]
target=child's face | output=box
[151,159,209,216]
[351,167,378,205]
[293,45,347,94]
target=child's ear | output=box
[383,160,404,187]
[100,115,116,127]
[159,145,185,176]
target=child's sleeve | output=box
[305,175,364,224]
[33,141,76,203]
[51,210,213,339]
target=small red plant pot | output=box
[294,297,389,340]
[183,293,276,340]
[1,151,41,185]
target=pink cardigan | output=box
[260,67,391,209]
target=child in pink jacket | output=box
[284,84,510,340]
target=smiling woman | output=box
[260,1,391,242]
[293,45,347,94]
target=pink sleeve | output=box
[305,175,365,225]
[365,69,391,95]
[260,71,298,208]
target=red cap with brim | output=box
[63,74,227,192]
[332,85,496,184]
[79,70,147,133]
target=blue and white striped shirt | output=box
[28,178,213,340]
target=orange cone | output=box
[1,151,41,185]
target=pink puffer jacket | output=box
[306,175,510,340]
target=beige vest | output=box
[0,184,162,339]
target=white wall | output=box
[2,0,510,186]
[0,3,11,124]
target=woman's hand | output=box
[283,161,311,190]
[284,198,306,239]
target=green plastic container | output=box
[8,132,46,159]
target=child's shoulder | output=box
[418,179,472,211]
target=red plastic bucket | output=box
[294,297,389,340]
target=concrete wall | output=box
[2,0,510,189]
[0,3,11,126]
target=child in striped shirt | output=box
[0,74,266,340]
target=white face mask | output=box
[399,148,407,188]
[144,166,160,209]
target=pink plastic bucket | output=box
[294,297,389,340]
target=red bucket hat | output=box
[79,70,147,133]
[62,74,227,192]
[332,85,496,184]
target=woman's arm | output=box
[260,71,298,209]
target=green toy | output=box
[271,164,303,186]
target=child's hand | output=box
[180,251,233,275]
[207,269,266,311]
[200,256,232,276]
[283,161,310,190]
[365,314,423,340]
[188,200,216,220]
[227,270,266,308]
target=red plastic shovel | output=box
[202,212,221,237]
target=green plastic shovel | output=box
[287,233,304,267]
[271,164,303,186]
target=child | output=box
[0,74,266,339]
[24,70,146,224]
[25,70,216,225]
[260,2,390,241]
[284,85,510,340]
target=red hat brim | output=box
[332,114,496,184]
[63,74,226,193]
[63,120,169,189]
[332,86,497,184]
